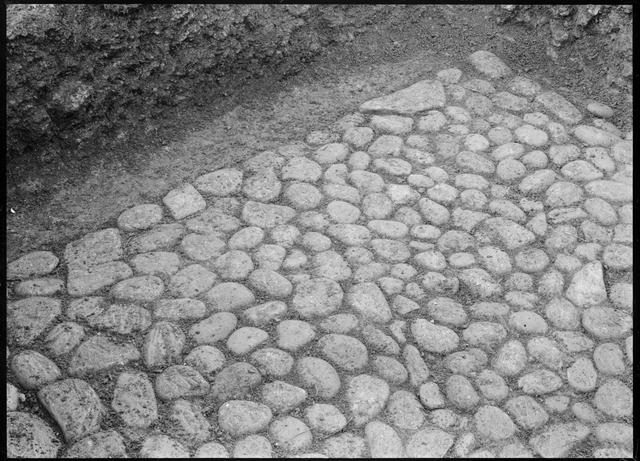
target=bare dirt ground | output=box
[5,4,632,262]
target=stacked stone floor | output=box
[6,50,633,458]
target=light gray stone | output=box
[297,357,341,399]
[112,371,157,428]
[530,423,590,458]
[11,351,61,390]
[582,306,632,339]
[469,50,512,78]
[189,312,237,344]
[206,282,255,311]
[346,374,390,426]
[39,379,103,442]
[406,428,454,458]
[218,400,273,436]
[69,335,140,376]
[155,365,209,401]
[8,251,59,280]
[411,319,459,354]
[474,405,515,440]
[292,277,343,319]
[7,412,61,458]
[593,379,632,417]
[360,79,446,114]
[139,435,190,458]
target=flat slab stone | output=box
[112,371,158,428]
[296,357,341,399]
[530,422,590,458]
[481,217,536,250]
[139,435,189,457]
[163,183,206,220]
[11,350,61,390]
[110,275,165,302]
[242,201,296,228]
[323,432,366,458]
[43,322,85,356]
[535,91,583,124]
[319,334,369,372]
[242,169,282,202]
[346,374,389,425]
[206,282,255,311]
[68,335,140,376]
[65,430,127,458]
[155,365,210,401]
[573,125,621,147]
[186,209,240,234]
[7,297,61,346]
[347,282,392,323]
[326,224,371,246]
[195,168,243,196]
[143,321,186,369]
[65,228,123,270]
[360,79,446,115]
[585,180,632,202]
[167,399,211,446]
[210,362,263,401]
[565,261,607,307]
[406,428,454,458]
[117,204,163,232]
[67,261,133,296]
[87,303,151,335]
[458,268,502,298]
[154,298,207,321]
[128,223,185,253]
[168,264,218,298]
[365,421,405,457]
[218,400,273,436]
[582,306,632,339]
[411,319,459,354]
[189,312,238,344]
[292,278,344,319]
[14,277,65,296]
[261,380,308,414]
[7,251,59,280]
[38,379,104,442]
[7,412,61,458]
[469,50,512,78]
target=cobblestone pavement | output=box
[7,50,633,458]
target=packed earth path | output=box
[6,50,633,458]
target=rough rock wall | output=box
[6,4,389,159]
[496,5,633,85]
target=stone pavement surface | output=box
[6,50,633,458]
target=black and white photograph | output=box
[6,4,633,458]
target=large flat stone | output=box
[565,261,607,307]
[38,379,104,442]
[7,297,61,346]
[7,412,61,458]
[68,335,140,376]
[481,217,536,250]
[67,261,133,296]
[360,80,446,115]
[535,91,583,124]
[65,430,127,458]
[7,251,59,280]
[112,371,158,428]
[530,423,590,458]
[64,228,123,270]
[469,50,512,79]
[242,201,296,228]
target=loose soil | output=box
[5,4,632,262]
